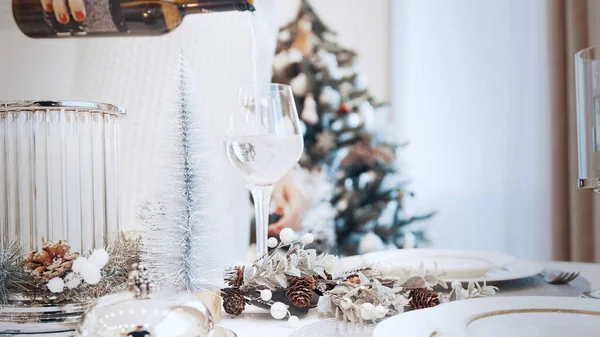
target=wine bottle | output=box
[12,0,255,38]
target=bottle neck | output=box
[181,0,255,15]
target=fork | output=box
[539,269,580,284]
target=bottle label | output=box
[13,0,128,38]
[80,0,127,33]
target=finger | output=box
[52,0,70,24]
[271,193,286,214]
[268,224,283,237]
[271,213,302,232]
[68,0,86,22]
[40,0,53,12]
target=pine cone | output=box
[225,266,245,288]
[25,239,79,281]
[347,275,361,285]
[286,276,315,308]
[222,288,246,316]
[409,288,440,309]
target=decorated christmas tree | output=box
[272,0,435,256]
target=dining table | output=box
[218,260,600,337]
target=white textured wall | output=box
[277,0,391,101]
[392,0,553,260]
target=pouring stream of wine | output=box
[247,12,260,135]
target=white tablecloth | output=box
[218,261,600,337]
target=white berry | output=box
[64,272,82,290]
[301,233,314,245]
[375,305,388,319]
[47,277,65,293]
[89,249,109,269]
[288,315,300,328]
[260,289,273,301]
[279,228,296,245]
[360,303,376,320]
[82,264,102,285]
[270,302,288,320]
[72,257,87,273]
[267,237,279,249]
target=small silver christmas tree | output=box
[140,51,227,291]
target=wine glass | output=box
[225,83,304,256]
[575,46,600,193]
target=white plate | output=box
[338,249,517,280]
[446,259,543,283]
[374,297,600,337]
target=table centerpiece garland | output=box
[221,229,498,327]
[0,232,141,305]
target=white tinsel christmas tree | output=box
[140,51,228,291]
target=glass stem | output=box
[250,185,273,257]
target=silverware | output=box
[539,269,580,285]
[583,289,600,299]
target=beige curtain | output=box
[550,0,600,262]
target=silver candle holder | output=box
[0,100,125,335]
[0,100,125,252]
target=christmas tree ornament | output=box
[338,82,354,97]
[319,86,342,109]
[291,73,309,96]
[279,29,292,42]
[314,131,337,156]
[402,232,417,249]
[331,112,363,133]
[318,50,341,80]
[273,50,292,74]
[291,15,319,56]
[358,101,375,132]
[358,171,378,190]
[358,232,386,254]
[354,74,369,91]
[336,102,353,115]
[299,120,308,135]
[301,94,319,125]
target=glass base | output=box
[0,300,89,335]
